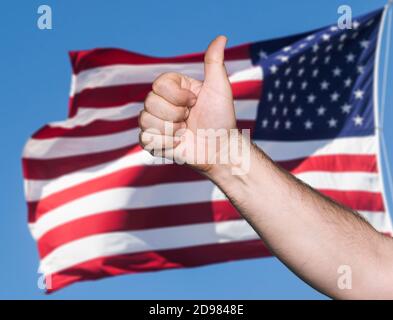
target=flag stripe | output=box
[37,206,385,259]
[38,219,272,275]
[22,137,377,180]
[25,153,377,205]
[69,45,251,74]
[72,60,260,94]
[70,81,262,111]
[37,201,239,257]
[47,238,269,293]
[29,177,384,240]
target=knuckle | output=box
[138,110,147,129]
[144,91,155,106]
[152,74,168,93]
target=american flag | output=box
[23,8,392,292]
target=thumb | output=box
[204,35,229,84]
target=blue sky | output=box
[1,0,392,299]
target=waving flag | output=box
[23,8,392,292]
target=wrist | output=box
[203,130,254,192]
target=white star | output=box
[275,80,280,88]
[320,80,330,90]
[325,44,333,52]
[271,106,277,115]
[276,55,289,63]
[341,103,352,114]
[357,65,365,74]
[299,43,307,49]
[262,119,269,128]
[297,68,305,77]
[330,26,339,32]
[285,67,292,75]
[312,69,319,77]
[285,120,292,129]
[352,31,359,39]
[301,81,308,90]
[311,56,318,64]
[283,107,288,116]
[306,35,315,41]
[352,20,360,29]
[330,91,340,102]
[328,118,338,128]
[312,44,319,52]
[290,94,297,103]
[344,77,352,87]
[259,50,268,59]
[295,107,303,116]
[304,120,313,130]
[366,19,374,27]
[283,46,292,52]
[287,80,293,89]
[324,55,331,64]
[298,55,306,64]
[322,33,331,41]
[360,40,370,49]
[337,43,344,51]
[307,93,316,104]
[317,106,326,116]
[353,115,364,126]
[332,67,342,77]
[274,120,280,129]
[269,65,278,74]
[279,93,284,102]
[354,89,364,100]
[346,53,355,63]
[340,34,347,42]
[267,92,273,101]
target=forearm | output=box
[206,138,393,299]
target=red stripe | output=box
[37,201,241,257]
[32,118,139,139]
[28,164,204,221]
[69,45,251,74]
[280,154,378,173]
[31,118,253,140]
[23,144,142,180]
[23,120,255,179]
[319,189,385,212]
[69,81,262,116]
[26,154,379,221]
[47,239,270,293]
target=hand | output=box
[139,36,237,173]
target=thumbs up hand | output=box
[139,36,238,173]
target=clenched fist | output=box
[139,36,239,173]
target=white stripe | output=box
[23,99,258,160]
[39,219,259,275]
[228,66,263,83]
[48,99,258,130]
[358,211,393,233]
[29,172,382,239]
[39,209,390,275]
[73,60,257,94]
[23,128,140,159]
[256,136,377,161]
[50,103,144,128]
[24,136,378,202]
[296,171,381,192]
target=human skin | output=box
[138,36,393,299]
